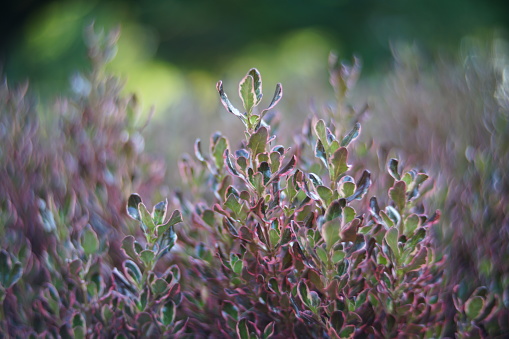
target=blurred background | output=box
[2,0,509,180]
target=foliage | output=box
[0,28,508,338]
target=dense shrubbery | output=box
[1,28,508,338]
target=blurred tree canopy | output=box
[1,0,508,104]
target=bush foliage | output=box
[1,28,508,338]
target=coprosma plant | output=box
[157,67,477,338]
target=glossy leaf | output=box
[152,199,168,225]
[127,193,142,221]
[261,83,283,118]
[389,180,406,211]
[161,300,176,326]
[217,81,244,119]
[340,123,360,147]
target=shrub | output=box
[0,28,507,338]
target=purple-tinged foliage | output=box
[0,27,507,338]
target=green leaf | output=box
[339,325,355,338]
[389,180,406,211]
[216,81,244,120]
[316,246,328,264]
[340,181,355,198]
[346,170,371,202]
[139,250,155,268]
[325,199,345,221]
[404,214,420,236]
[340,123,361,147]
[388,159,400,180]
[233,259,244,275]
[269,229,280,248]
[258,162,272,185]
[239,74,256,114]
[263,322,275,339]
[332,250,346,264]
[322,219,341,251]
[385,227,399,258]
[315,119,328,148]
[316,185,333,205]
[151,278,169,295]
[161,300,176,326]
[248,68,263,105]
[127,194,142,221]
[465,296,484,320]
[298,280,311,307]
[248,126,268,156]
[237,318,249,339]
[157,209,183,236]
[121,236,139,262]
[212,136,228,171]
[82,225,99,256]
[7,262,23,288]
[330,147,349,181]
[152,199,168,225]
[124,260,142,285]
[342,206,355,226]
[331,310,345,332]
[139,203,156,232]
[403,247,428,273]
[315,139,327,167]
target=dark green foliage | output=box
[0,27,507,338]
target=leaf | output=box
[389,180,406,211]
[212,136,228,171]
[236,318,249,339]
[325,199,345,221]
[316,246,328,264]
[339,325,355,338]
[121,236,139,262]
[161,300,176,326]
[249,68,263,105]
[346,170,371,202]
[340,181,355,198]
[152,199,168,225]
[317,185,333,205]
[248,126,268,156]
[124,260,142,285]
[139,250,155,268]
[127,193,142,221]
[7,262,22,288]
[403,247,428,273]
[341,218,360,242]
[151,278,169,295]
[342,206,356,226]
[330,147,349,181]
[82,225,99,256]
[263,322,275,339]
[261,83,283,119]
[239,74,256,113]
[388,158,400,180]
[315,139,328,167]
[315,119,328,148]
[258,162,272,185]
[322,219,341,251]
[217,81,244,119]
[331,310,345,332]
[139,203,156,232]
[297,280,311,307]
[404,214,420,236]
[332,250,346,264]
[194,139,206,162]
[385,227,399,258]
[340,123,361,147]
[269,229,280,248]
